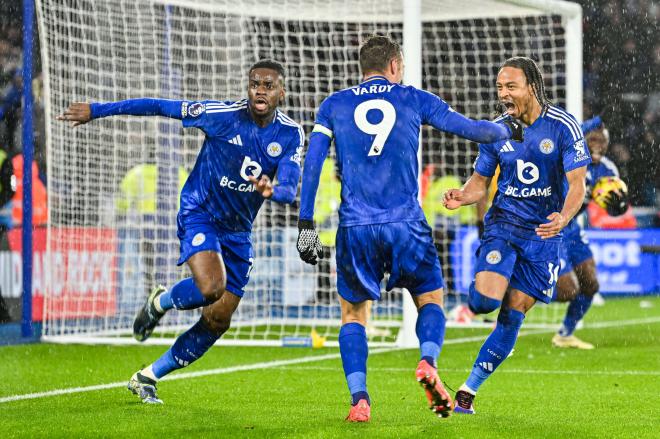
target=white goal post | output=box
[36,0,582,347]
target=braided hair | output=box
[501,56,551,108]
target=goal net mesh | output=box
[37,0,575,344]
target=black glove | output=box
[297,219,324,265]
[476,220,485,239]
[603,190,629,217]
[501,117,524,142]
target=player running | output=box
[58,60,303,404]
[553,117,627,349]
[443,56,590,414]
[297,35,523,422]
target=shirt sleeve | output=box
[181,99,245,137]
[473,143,499,177]
[271,127,304,204]
[560,116,592,173]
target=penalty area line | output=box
[1,315,658,404]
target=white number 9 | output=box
[353,99,397,156]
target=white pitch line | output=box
[279,366,660,376]
[1,316,659,404]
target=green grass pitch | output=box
[1,296,659,438]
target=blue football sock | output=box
[415,303,446,368]
[158,290,174,311]
[465,307,525,393]
[151,318,219,379]
[167,277,214,311]
[559,293,594,336]
[339,322,370,406]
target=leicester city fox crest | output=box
[267,142,283,157]
[539,138,555,154]
[486,250,502,264]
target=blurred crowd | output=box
[580,0,659,208]
[0,15,47,233]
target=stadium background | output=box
[0,1,657,437]
[0,0,656,332]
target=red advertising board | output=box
[7,227,117,321]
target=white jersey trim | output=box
[546,106,582,142]
[312,123,333,139]
[206,104,247,114]
[276,111,305,147]
[205,99,248,110]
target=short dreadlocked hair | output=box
[501,56,551,107]
[249,59,285,83]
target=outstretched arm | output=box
[443,172,491,210]
[57,99,183,127]
[433,111,523,144]
[419,90,523,143]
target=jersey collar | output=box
[360,75,389,84]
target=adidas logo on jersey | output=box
[500,141,514,153]
[228,135,243,146]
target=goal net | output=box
[37,0,582,346]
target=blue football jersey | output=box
[475,105,591,240]
[179,99,303,231]
[313,76,474,226]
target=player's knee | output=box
[198,277,227,302]
[202,311,231,336]
[468,282,502,314]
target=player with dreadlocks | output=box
[443,56,590,414]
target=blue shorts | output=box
[559,226,593,276]
[177,210,253,297]
[475,225,560,304]
[335,221,444,303]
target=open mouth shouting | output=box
[253,97,269,113]
[502,101,516,116]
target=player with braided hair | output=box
[444,56,590,414]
